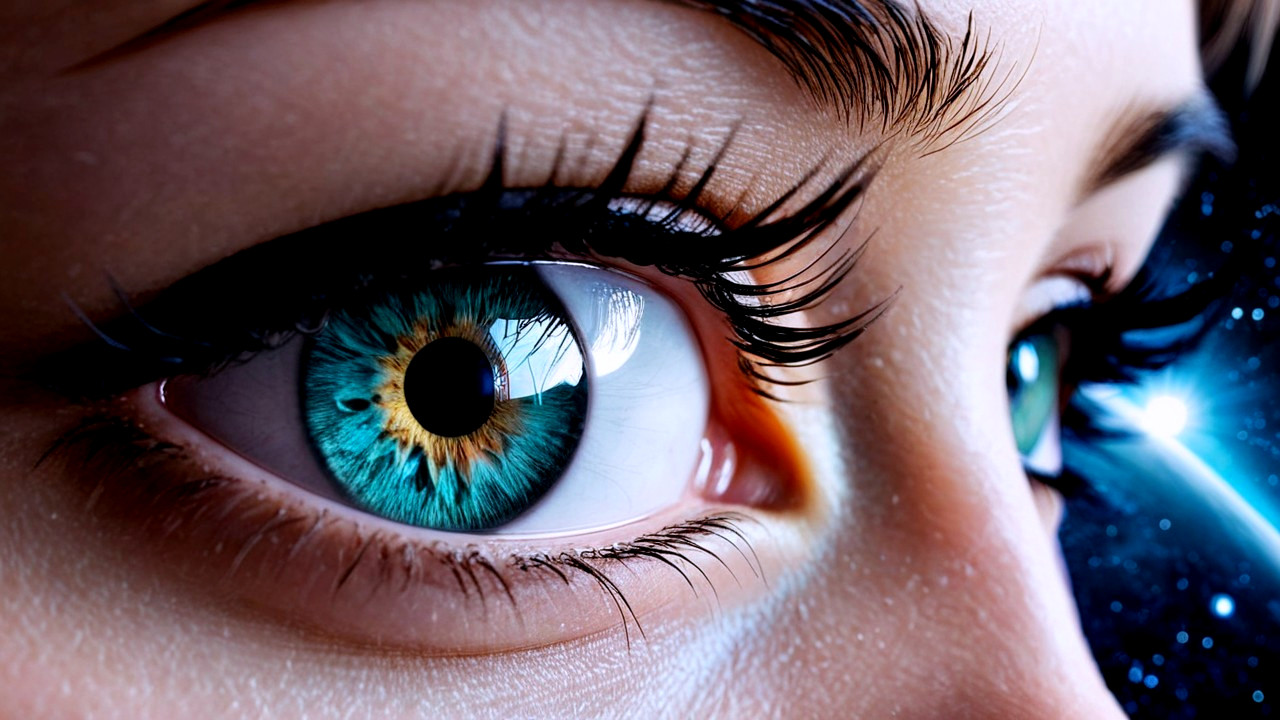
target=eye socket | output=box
[162,262,709,535]
[28,110,875,651]
[1007,327,1064,474]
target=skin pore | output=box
[0,0,1226,717]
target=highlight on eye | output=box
[302,269,589,531]
[1008,331,1060,455]
[29,104,886,648]
[158,260,719,536]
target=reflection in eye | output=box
[32,112,881,649]
[302,268,589,531]
[1007,265,1232,486]
[1007,330,1060,459]
[166,263,711,534]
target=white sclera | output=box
[165,263,710,536]
[495,265,709,534]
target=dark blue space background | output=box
[1061,33,1280,718]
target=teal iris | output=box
[1007,331,1060,456]
[301,269,588,531]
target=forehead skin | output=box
[0,0,1202,718]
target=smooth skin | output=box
[0,0,1205,717]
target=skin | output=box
[0,0,1208,717]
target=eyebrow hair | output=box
[72,0,1236,203]
[76,0,1011,144]
[1084,91,1236,198]
[676,1,1010,136]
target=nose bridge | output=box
[891,487,1120,718]
[827,382,1127,718]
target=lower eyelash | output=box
[39,413,761,652]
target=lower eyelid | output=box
[40,391,777,653]
[28,266,823,652]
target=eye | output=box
[35,113,877,649]
[1007,325,1065,475]
[163,263,708,534]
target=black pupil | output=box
[404,337,496,437]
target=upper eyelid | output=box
[1012,273,1099,339]
[28,111,884,399]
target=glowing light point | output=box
[1211,593,1235,618]
[1140,395,1189,437]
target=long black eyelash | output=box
[38,414,762,650]
[1048,262,1232,463]
[559,112,892,390]
[35,104,880,399]
[1061,267,1231,389]
[1011,269,1224,501]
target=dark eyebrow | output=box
[76,0,1008,140]
[676,1,1007,135]
[1083,91,1236,198]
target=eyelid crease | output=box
[30,104,883,400]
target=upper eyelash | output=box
[1019,259,1230,499]
[33,105,885,400]
[1054,263,1229,389]
[1008,260,1227,498]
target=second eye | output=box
[1007,325,1066,477]
[161,263,709,535]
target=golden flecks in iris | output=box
[373,319,522,482]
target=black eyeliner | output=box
[33,106,882,399]
[1058,263,1231,388]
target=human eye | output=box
[170,262,699,534]
[1004,265,1224,486]
[34,112,877,651]
[1006,325,1065,475]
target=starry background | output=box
[1060,31,1280,719]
